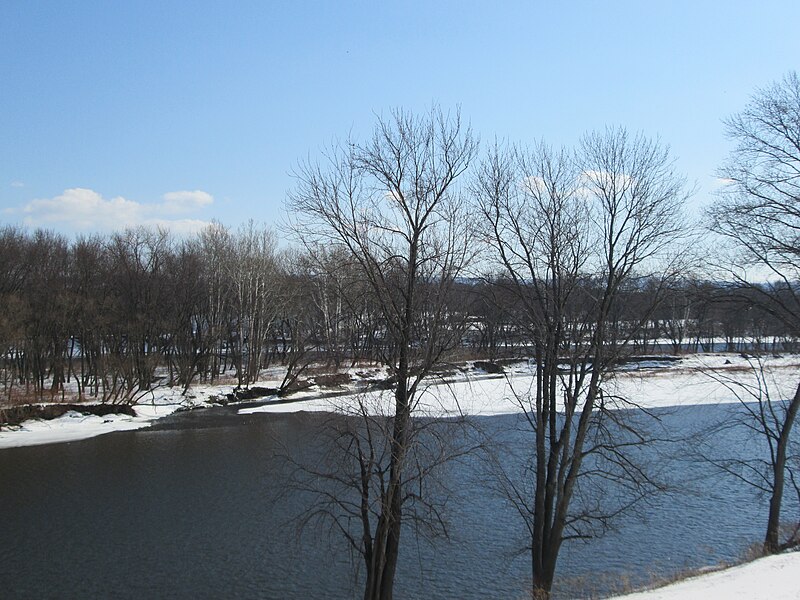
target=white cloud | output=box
[144,218,214,236]
[580,169,635,189]
[14,188,214,234]
[161,190,214,213]
[520,175,548,196]
[10,180,25,188]
[712,177,736,189]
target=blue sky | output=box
[2,1,799,235]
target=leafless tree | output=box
[296,246,367,369]
[197,222,235,382]
[288,107,477,600]
[710,71,800,554]
[162,239,207,393]
[226,221,282,388]
[474,130,691,597]
[695,358,800,553]
[103,227,173,402]
[68,234,108,400]
[283,388,479,593]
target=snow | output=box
[611,551,800,600]
[2,353,798,449]
[241,353,800,418]
[0,384,224,449]
[0,410,153,448]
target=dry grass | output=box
[522,541,775,599]
[592,543,771,599]
[1,387,84,409]
[620,358,800,381]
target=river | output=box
[0,403,789,599]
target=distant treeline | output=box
[0,223,796,404]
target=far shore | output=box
[2,352,799,450]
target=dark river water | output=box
[0,404,791,599]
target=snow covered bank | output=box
[0,384,232,449]
[0,407,169,448]
[0,366,332,449]
[2,353,798,449]
[241,353,800,417]
[611,551,800,599]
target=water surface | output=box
[0,404,786,599]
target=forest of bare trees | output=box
[0,221,794,408]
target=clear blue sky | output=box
[2,0,799,235]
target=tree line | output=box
[0,223,795,406]
[0,223,295,404]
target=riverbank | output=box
[611,550,800,599]
[1,352,798,449]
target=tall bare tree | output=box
[226,222,282,387]
[710,71,800,554]
[475,130,690,597]
[695,358,800,553]
[197,222,235,383]
[289,107,477,600]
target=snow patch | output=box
[612,551,800,599]
[239,354,800,417]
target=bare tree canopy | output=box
[288,107,478,600]
[474,128,691,598]
[710,71,800,554]
[711,72,800,330]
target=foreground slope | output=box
[612,552,800,599]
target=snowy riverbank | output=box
[610,551,800,599]
[0,386,214,448]
[240,352,800,417]
[1,353,798,450]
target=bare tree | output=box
[68,235,108,401]
[695,358,800,552]
[296,246,363,369]
[162,239,207,393]
[288,107,477,600]
[710,71,800,554]
[474,130,690,597]
[226,221,282,388]
[197,222,235,382]
[103,227,173,402]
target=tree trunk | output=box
[763,380,800,553]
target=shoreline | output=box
[609,550,800,599]
[1,352,798,450]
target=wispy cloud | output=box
[10,180,25,188]
[10,188,214,234]
[161,190,214,213]
[712,177,736,188]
